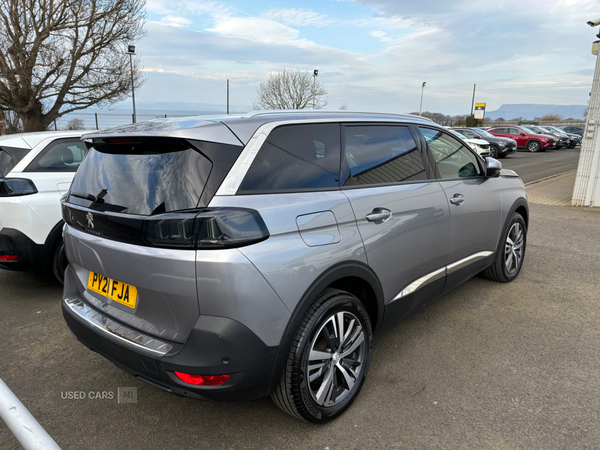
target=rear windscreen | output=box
[68,140,213,216]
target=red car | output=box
[487,126,555,152]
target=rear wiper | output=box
[70,192,96,201]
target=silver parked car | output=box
[61,111,528,423]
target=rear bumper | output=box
[0,227,44,271]
[62,266,279,402]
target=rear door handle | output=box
[449,194,465,206]
[366,208,392,224]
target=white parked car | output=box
[450,129,491,157]
[0,130,90,282]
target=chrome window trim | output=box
[391,251,494,302]
[215,118,436,196]
[64,297,173,356]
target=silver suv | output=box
[61,111,528,423]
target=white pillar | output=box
[573,42,600,206]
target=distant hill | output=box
[485,104,587,120]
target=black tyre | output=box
[52,239,68,284]
[482,212,526,283]
[489,145,499,158]
[272,289,372,423]
[526,140,541,152]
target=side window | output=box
[459,129,477,138]
[491,128,505,134]
[507,128,520,135]
[343,125,426,186]
[239,123,340,192]
[419,127,484,180]
[25,138,87,172]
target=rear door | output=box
[15,138,87,231]
[341,124,450,321]
[418,127,501,292]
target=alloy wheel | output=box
[504,222,524,274]
[307,311,366,407]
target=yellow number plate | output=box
[87,272,138,309]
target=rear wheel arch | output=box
[42,220,65,269]
[265,261,384,396]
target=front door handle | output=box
[449,194,465,206]
[366,208,392,224]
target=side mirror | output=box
[485,157,502,178]
[520,132,526,136]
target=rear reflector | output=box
[174,372,231,386]
[0,255,17,261]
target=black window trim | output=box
[416,125,486,181]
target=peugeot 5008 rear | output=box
[62,112,528,423]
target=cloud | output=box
[369,30,393,43]
[262,9,334,27]
[207,17,300,42]
[159,16,192,28]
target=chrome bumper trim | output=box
[64,298,173,356]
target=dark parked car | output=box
[61,111,528,423]
[487,126,555,152]
[559,126,584,137]
[546,126,581,147]
[451,127,517,158]
[521,125,567,149]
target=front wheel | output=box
[272,289,372,423]
[482,212,527,283]
[526,140,541,152]
[489,145,499,158]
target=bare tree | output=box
[253,68,327,110]
[64,117,85,130]
[539,114,564,122]
[0,109,23,134]
[0,0,146,132]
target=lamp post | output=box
[313,69,318,109]
[419,82,426,116]
[128,45,137,124]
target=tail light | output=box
[0,255,18,261]
[142,208,269,250]
[0,178,38,197]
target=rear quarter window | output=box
[238,123,341,193]
[0,146,31,176]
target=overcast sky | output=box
[134,0,600,115]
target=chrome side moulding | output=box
[392,251,494,302]
[64,298,173,356]
[393,267,446,300]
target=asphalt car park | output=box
[2,201,600,449]
[0,134,589,449]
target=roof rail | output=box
[242,110,432,121]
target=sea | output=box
[55,108,247,131]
